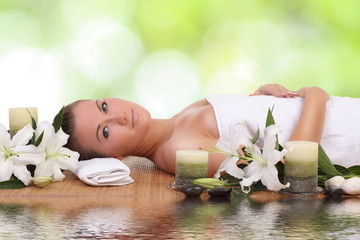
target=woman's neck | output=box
[132,118,174,159]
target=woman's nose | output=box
[108,112,127,125]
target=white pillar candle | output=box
[285,141,318,163]
[175,150,209,187]
[9,107,38,136]
[284,141,318,193]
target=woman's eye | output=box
[102,102,108,113]
[103,126,109,139]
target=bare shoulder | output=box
[178,98,210,112]
[152,97,224,176]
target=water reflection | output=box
[1,195,360,239]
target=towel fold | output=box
[74,158,134,186]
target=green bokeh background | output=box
[1,0,359,121]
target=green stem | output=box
[200,147,253,162]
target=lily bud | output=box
[192,178,226,189]
[324,176,345,192]
[32,176,53,188]
[340,177,360,195]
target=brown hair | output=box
[61,100,105,160]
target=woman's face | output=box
[72,98,151,158]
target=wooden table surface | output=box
[0,157,356,212]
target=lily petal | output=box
[11,145,45,165]
[241,171,262,193]
[13,165,33,186]
[223,157,245,179]
[11,124,34,146]
[35,121,55,150]
[35,161,55,178]
[0,123,11,147]
[0,159,13,182]
[261,164,290,191]
[228,122,252,151]
[214,156,245,179]
[54,148,79,171]
[241,161,263,192]
[52,164,66,182]
[0,160,14,182]
[215,138,233,154]
[52,128,70,149]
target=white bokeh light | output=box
[69,18,143,84]
[134,50,201,118]
[0,48,62,128]
[0,10,41,52]
[205,57,263,95]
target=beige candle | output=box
[284,141,318,193]
[175,150,209,187]
[9,107,38,136]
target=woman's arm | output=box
[251,84,329,143]
[289,87,329,143]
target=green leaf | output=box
[318,144,341,176]
[27,165,36,177]
[25,108,37,129]
[334,164,351,175]
[26,109,37,145]
[34,131,44,147]
[53,106,64,133]
[275,161,285,178]
[0,179,26,189]
[275,136,283,151]
[265,106,275,127]
[348,165,360,175]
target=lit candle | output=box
[175,150,209,187]
[284,141,318,193]
[9,107,38,137]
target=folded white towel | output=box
[74,158,134,186]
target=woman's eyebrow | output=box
[95,100,101,143]
[95,100,101,111]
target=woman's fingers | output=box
[284,91,298,98]
[249,84,298,98]
[270,84,289,97]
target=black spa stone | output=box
[181,183,205,197]
[208,187,232,197]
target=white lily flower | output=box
[34,121,79,182]
[240,125,289,193]
[0,123,45,185]
[213,122,252,179]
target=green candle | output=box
[175,150,208,187]
[284,141,318,193]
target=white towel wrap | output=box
[206,94,360,167]
[74,158,134,186]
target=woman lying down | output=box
[61,84,360,191]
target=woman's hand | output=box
[296,86,329,101]
[250,84,298,98]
